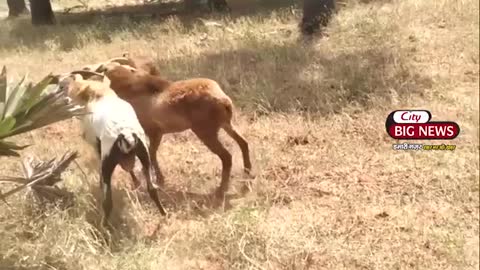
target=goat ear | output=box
[146,77,166,93]
[102,76,111,86]
[97,62,121,73]
[76,85,94,102]
[150,66,161,76]
[70,70,104,81]
[82,63,104,72]
[120,64,137,73]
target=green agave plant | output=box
[0,66,86,156]
[0,66,87,204]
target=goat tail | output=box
[116,133,137,154]
[220,97,234,122]
[115,133,146,173]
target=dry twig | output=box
[0,151,78,207]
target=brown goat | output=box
[90,58,252,201]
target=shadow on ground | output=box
[156,39,433,114]
[81,174,251,246]
[1,0,298,52]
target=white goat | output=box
[51,71,167,224]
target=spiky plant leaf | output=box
[0,66,7,114]
[0,66,7,104]
[0,148,21,157]
[0,139,29,157]
[0,151,78,202]
[0,140,30,153]
[18,75,54,114]
[0,66,87,155]
[0,117,16,138]
[3,74,28,119]
[7,90,86,138]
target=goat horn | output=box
[70,70,107,84]
[82,63,105,72]
[106,57,132,66]
[70,70,105,79]
[94,61,122,73]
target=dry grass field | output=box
[0,0,478,269]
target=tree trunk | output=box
[29,0,56,25]
[184,0,205,11]
[184,0,230,12]
[7,0,28,17]
[300,0,336,36]
[208,0,230,12]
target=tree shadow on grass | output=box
[81,170,250,251]
[155,39,433,115]
[0,0,298,52]
[128,182,249,218]
[0,258,47,270]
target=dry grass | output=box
[0,0,478,269]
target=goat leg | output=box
[222,123,254,194]
[129,171,141,190]
[222,123,252,175]
[100,153,118,226]
[135,137,167,216]
[193,128,232,202]
[148,133,165,188]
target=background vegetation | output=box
[0,0,478,269]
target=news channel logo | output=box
[385,110,460,151]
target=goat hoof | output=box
[214,188,225,199]
[159,208,168,217]
[153,175,165,188]
[244,168,255,178]
[132,182,141,190]
[211,189,225,207]
[240,183,252,195]
[212,197,224,209]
